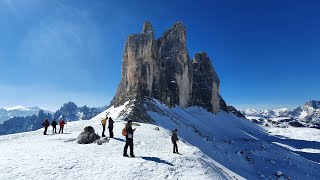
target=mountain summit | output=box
[109,21,241,122]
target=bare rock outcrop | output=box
[109,21,242,122]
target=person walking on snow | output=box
[59,119,66,134]
[42,119,50,135]
[171,129,179,154]
[101,117,107,137]
[51,119,58,134]
[123,120,136,157]
[108,117,114,138]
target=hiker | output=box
[59,119,66,134]
[123,120,136,157]
[101,116,107,137]
[51,119,58,134]
[171,129,179,154]
[108,117,114,138]
[42,119,50,135]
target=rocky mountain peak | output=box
[305,100,320,109]
[109,21,243,122]
[142,21,154,34]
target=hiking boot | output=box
[130,154,135,158]
[123,154,129,157]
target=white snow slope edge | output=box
[1,100,319,180]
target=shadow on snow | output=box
[141,156,174,166]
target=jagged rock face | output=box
[157,22,192,108]
[112,21,160,106]
[110,21,230,116]
[191,52,220,112]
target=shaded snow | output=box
[147,100,320,179]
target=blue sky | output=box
[0,0,319,111]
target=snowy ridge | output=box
[145,100,320,179]
[241,100,320,128]
[0,106,47,124]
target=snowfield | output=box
[1,100,319,180]
[0,103,238,180]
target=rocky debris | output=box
[154,127,160,131]
[109,21,240,122]
[227,106,245,118]
[77,126,100,144]
[288,121,304,127]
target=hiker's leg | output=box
[176,143,179,153]
[124,139,129,155]
[129,139,134,156]
[102,125,105,137]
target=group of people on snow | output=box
[42,114,180,156]
[42,119,66,135]
[120,119,179,157]
[101,116,114,138]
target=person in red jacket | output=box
[42,119,50,135]
[59,119,66,134]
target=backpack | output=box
[122,127,127,136]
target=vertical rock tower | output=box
[110,21,231,122]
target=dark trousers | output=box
[102,125,106,137]
[124,138,134,156]
[108,126,114,138]
[59,127,64,134]
[173,142,178,153]
[52,126,57,134]
[44,127,48,135]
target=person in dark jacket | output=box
[123,120,136,157]
[42,119,50,135]
[51,119,58,134]
[171,129,179,154]
[108,117,114,138]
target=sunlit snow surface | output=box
[0,100,319,180]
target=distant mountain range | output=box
[0,106,52,124]
[0,102,105,135]
[241,100,320,129]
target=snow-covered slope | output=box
[145,100,320,179]
[0,102,240,180]
[1,100,319,179]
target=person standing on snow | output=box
[51,119,58,134]
[108,117,114,138]
[123,120,136,157]
[59,119,66,134]
[101,116,107,137]
[171,129,179,154]
[42,119,50,135]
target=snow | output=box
[1,99,320,179]
[0,102,234,180]
[299,110,308,119]
[147,100,320,179]
[266,127,320,142]
[3,105,31,111]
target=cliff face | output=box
[110,21,237,120]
